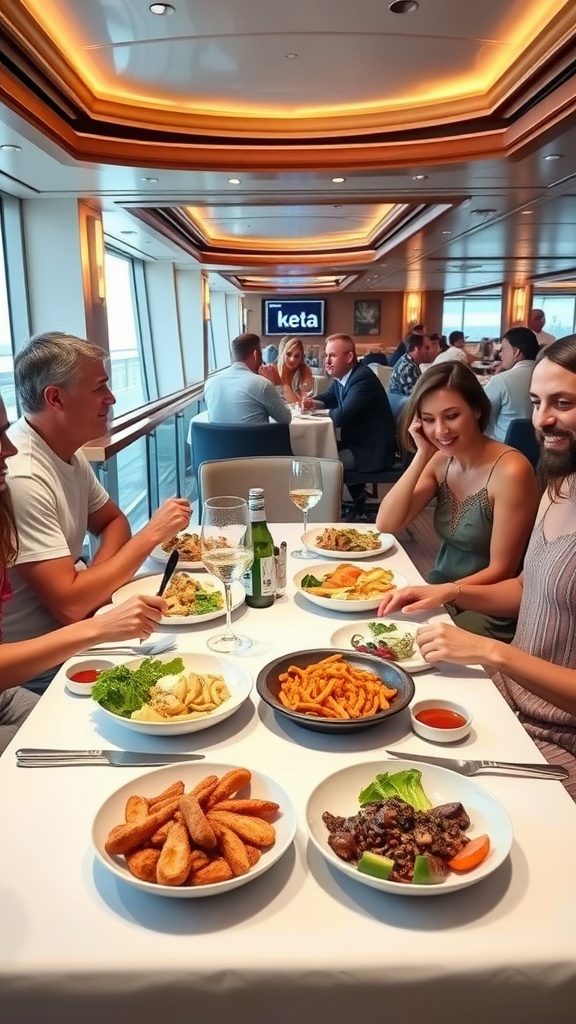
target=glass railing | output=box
[84,387,203,534]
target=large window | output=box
[443,294,502,340]
[104,251,148,416]
[532,294,576,339]
[0,213,16,419]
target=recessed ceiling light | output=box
[412,174,429,180]
[521,210,533,215]
[141,176,158,182]
[389,1,419,13]
[332,177,346,183]
[544,153,563,160]
[285,53,298,59]
[442,230,452,235]
[227,177,241,184]
[149,3,175,14]
[0,144,21,152]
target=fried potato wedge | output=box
[156,822,192,886]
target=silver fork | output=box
[79,634,177,657]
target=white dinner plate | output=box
[93,763,297,898]
[111,572,245,625]
[330,620,428,673]
[294,563,408,613]
[306,759,513,897]
[94,652,253,735]
[149,534,203,571]
[301,526,395,559]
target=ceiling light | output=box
[331,177,346,183]
[521,210,533,215]
[389,1,419,12]
[442,230,452,235]
[544,153,563,161]
[412,174,429,180]
[227,177,241,184]
[0,144,21,152]
[285,53,298,59]
[149,3,175,14]
[141,176,158,182]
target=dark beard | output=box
[537,430,576,483]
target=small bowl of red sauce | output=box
[410,699,472,743]
[65,659,114,696]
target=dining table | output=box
[2,522,576,1024]
[189,409,339,460]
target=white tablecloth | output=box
[190,410,338,460]
[2,524,576,1024]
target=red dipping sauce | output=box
[415,707,467,729]
[69,669,101,684]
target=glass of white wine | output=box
[289,458,323,558]
[200,496,254,653]
[295,376,317,414]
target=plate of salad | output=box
[306,760,513,896]
[330,620,428,673]
[91,652,253,735]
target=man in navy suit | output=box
[305,334,396,473]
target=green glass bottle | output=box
[243,488,276,608]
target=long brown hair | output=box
[0,488,18,569]
[399,361,492,451]
[538,335,576,500]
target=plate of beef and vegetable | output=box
[306,759,513,896]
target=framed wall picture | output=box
[353,299,381,336]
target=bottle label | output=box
[243,556,276,596]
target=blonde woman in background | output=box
[259,336,314,403]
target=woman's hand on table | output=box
[94,596,167,640]
[415,621,493,667]
[377,582,457,616]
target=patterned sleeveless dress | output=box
[494,513,576,798]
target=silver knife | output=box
[385,749,568,780]
[16,748,205,767]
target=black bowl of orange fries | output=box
[256,649,415,733]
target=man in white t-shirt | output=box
[5,332,191,685]
[528,309,556,350]
[433,330,470,365]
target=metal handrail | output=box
[82,382,204,461]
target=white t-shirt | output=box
[432,347,469,365]
[3,418,109,642]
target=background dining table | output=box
[189,409,339,460]
[2,522,576,1024]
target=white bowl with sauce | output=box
[65,659,116,696]
[410,699,472,743]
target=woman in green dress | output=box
[375,361,540,639]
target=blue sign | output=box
[263,299,325,336]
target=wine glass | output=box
[295,376,317,414]
[200,496,254,653]
[289,459,323,558]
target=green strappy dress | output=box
[427,453,517,641]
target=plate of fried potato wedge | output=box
[294,562,408,613]
[93,652,253,736]
[92,764,297,897]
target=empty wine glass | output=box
[289,459,323,558]
[200,496,254,653]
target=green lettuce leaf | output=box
[91,656,185,718]
[358,769,432,810]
